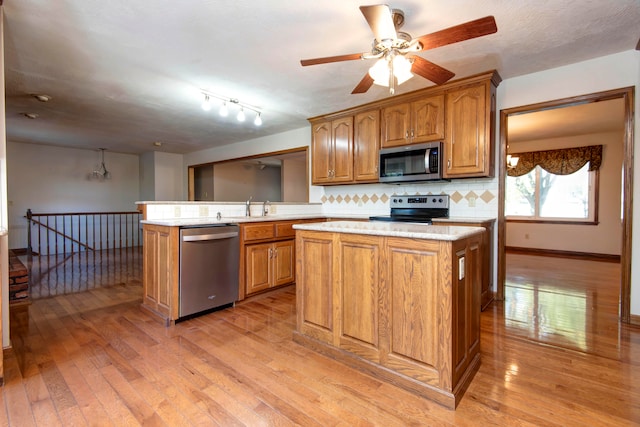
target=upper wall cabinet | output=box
[353,109,380,182]
[444,77,498,178]
[381,95,445,148]
[309,70,501,185]
[311,117,354,184]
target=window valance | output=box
[507,145,603,177]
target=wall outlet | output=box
[458,256,465,280]
[270,204,277,214]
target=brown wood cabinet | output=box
[311,117,353,184]
[309,71,501,185]
[444,77,498,178]
[381,95,445,147]
[245,239,295,296]
[353,109,380,182]
[142,224,179,323]
[238,218,325,300]
[294,227,483,409]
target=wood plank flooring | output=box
[2,252,639,425]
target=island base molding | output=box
[292,331,481,409]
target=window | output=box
[505,145,601,224]
[506,164,596,222]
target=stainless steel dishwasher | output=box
[179,224,239,319]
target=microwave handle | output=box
[424,148,431,172]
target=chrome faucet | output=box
[245,196,253,217]
[262,200,270,216]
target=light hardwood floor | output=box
[2,252,639,426]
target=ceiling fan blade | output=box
[360,4,397,42]
[411,56,455,85]
[351,74,374,94]
[415,16,497,51]
[300,53,364,66]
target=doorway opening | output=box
[498,87,635,324]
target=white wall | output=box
[213,162,281,201]
[282,156,308,202]
[506,130,623,255]
[153,152,183,201]
[139,151,155,200]
[6,142,141,250]
[497,50,640,316]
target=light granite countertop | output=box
[141,214,495,227]
[293,220,485,241]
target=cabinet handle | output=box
[447,159,451,169]
[405,131,409,139]
[274,248,278,257]
[269,248,273,258]
[411,130,414,138]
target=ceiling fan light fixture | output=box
[254,112,262,126]
[393,55,413,85]
[369,58,390,87]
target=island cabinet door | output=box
[337,234,382,362]
[296,231,336,344]
[381,238,445,388]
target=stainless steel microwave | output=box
[379,142,445,183]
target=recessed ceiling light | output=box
[23,113,38,119]
[153,141,162,147]
[32,94,51,102]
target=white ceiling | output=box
[3,1,639,155]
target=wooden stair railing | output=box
[25,209,142,256]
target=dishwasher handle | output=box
[182,231,238,242]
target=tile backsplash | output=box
[319,179,498,218]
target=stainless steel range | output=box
[369,194,449,224]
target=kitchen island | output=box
[293,220,485,409]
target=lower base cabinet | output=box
[142,224,179,323]
[294,229,483,409]
[245,239,295,296]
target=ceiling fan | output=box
[300,5,497,95]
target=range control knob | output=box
[439,198,443,203]
[432,198,437,203]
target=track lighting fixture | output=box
[200,90,263,126]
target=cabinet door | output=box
[142,225,175,319]
[331,116,354,182]
[311,121,332,184]
[411,95,444,143]
[273,240,295,286]
[354,110,380,182]
[383,238,442,384]
[338,234,382,362]
[381,103,410,147]
[245,243,272,295]
[296,231,335,344]
[444,82,489,177]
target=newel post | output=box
[26,209,33,256]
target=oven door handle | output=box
[424,148,431,172]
